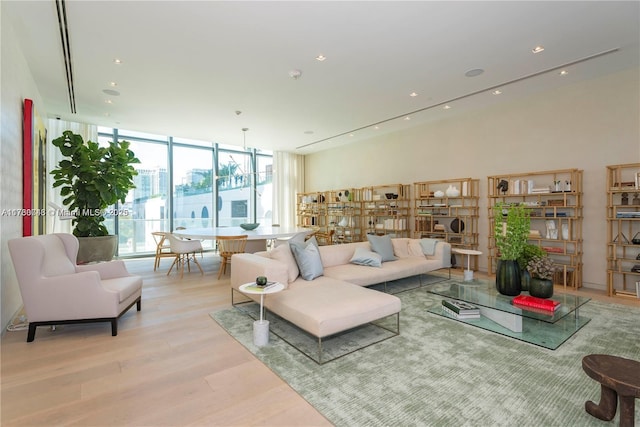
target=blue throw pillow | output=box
[366,234,397,262]
[289,237,324,280]
[350,246,382,267]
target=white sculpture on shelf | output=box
[445,185,460,197]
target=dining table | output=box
[173,225,313,253]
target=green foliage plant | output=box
[517,243,547,270]
[493,202,531,261]
[527,255,556,280]
[50,130,140,237]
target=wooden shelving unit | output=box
[606,163,640,299]
[326,188,362,244]
[487,169,583,289]
[413,178,479,269]
[296,191,329,233]
[361,184,411,237]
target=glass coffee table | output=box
[428,279,591,350]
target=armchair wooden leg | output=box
[111,319,118,337]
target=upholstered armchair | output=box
[7,233,142,342]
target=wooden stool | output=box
[582,354,640,427]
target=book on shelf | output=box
[442,299,480,315]
[512,295,561,311]
[441,305,481,319]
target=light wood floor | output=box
[0,253,332,427]
[2,254,638,426]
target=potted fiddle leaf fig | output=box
[50,130,139,263]
[493,202,530,296]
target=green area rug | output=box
[211,276,640,426]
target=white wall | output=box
[0,8,47,331]
[305,68,640,290]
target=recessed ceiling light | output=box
[113,58,123,64]
[404,116,411,121]
[374,126,380,130]
[410,92,418,97]
[349,134,354,137]
[104,99,113,104]
[465,68,484,77]
[109,82,117,87]
[492,90,502,95]
[315,55,326,62]
[532,46,545,54]
[288,69,302,79]
[443,105,451,110]
[559,70,569,76]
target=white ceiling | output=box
[4,1,639,154]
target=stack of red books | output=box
[512,295,561,311]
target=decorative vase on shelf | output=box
[434,190,445,198]
[496,259,522,296]
[529,278,554,298]
[445,185,460,197]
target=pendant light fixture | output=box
[242,127,249,150]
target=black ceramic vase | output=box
[529,278,554,298]
[496,259,522,296]
[520,269,531,292]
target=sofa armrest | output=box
[429,241,452,268]
[230,253,290,290]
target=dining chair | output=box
[216,235,248,279]
[175,226,204,258]
[166,233,204,279]
[305,229,335,245]
[151,231,174,271]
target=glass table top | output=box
[428,279,591,323]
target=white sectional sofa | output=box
[230,237,451,362]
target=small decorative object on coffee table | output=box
[239,279,284,347]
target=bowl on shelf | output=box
[385,193,399,199]
[240,223,260,230]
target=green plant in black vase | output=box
[493,202,531,296]
[518,244,547,291]
[526,255,556,298]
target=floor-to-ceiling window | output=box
[96,127,272,257]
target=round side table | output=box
[452,248,482,281]
[239,282,284,347]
